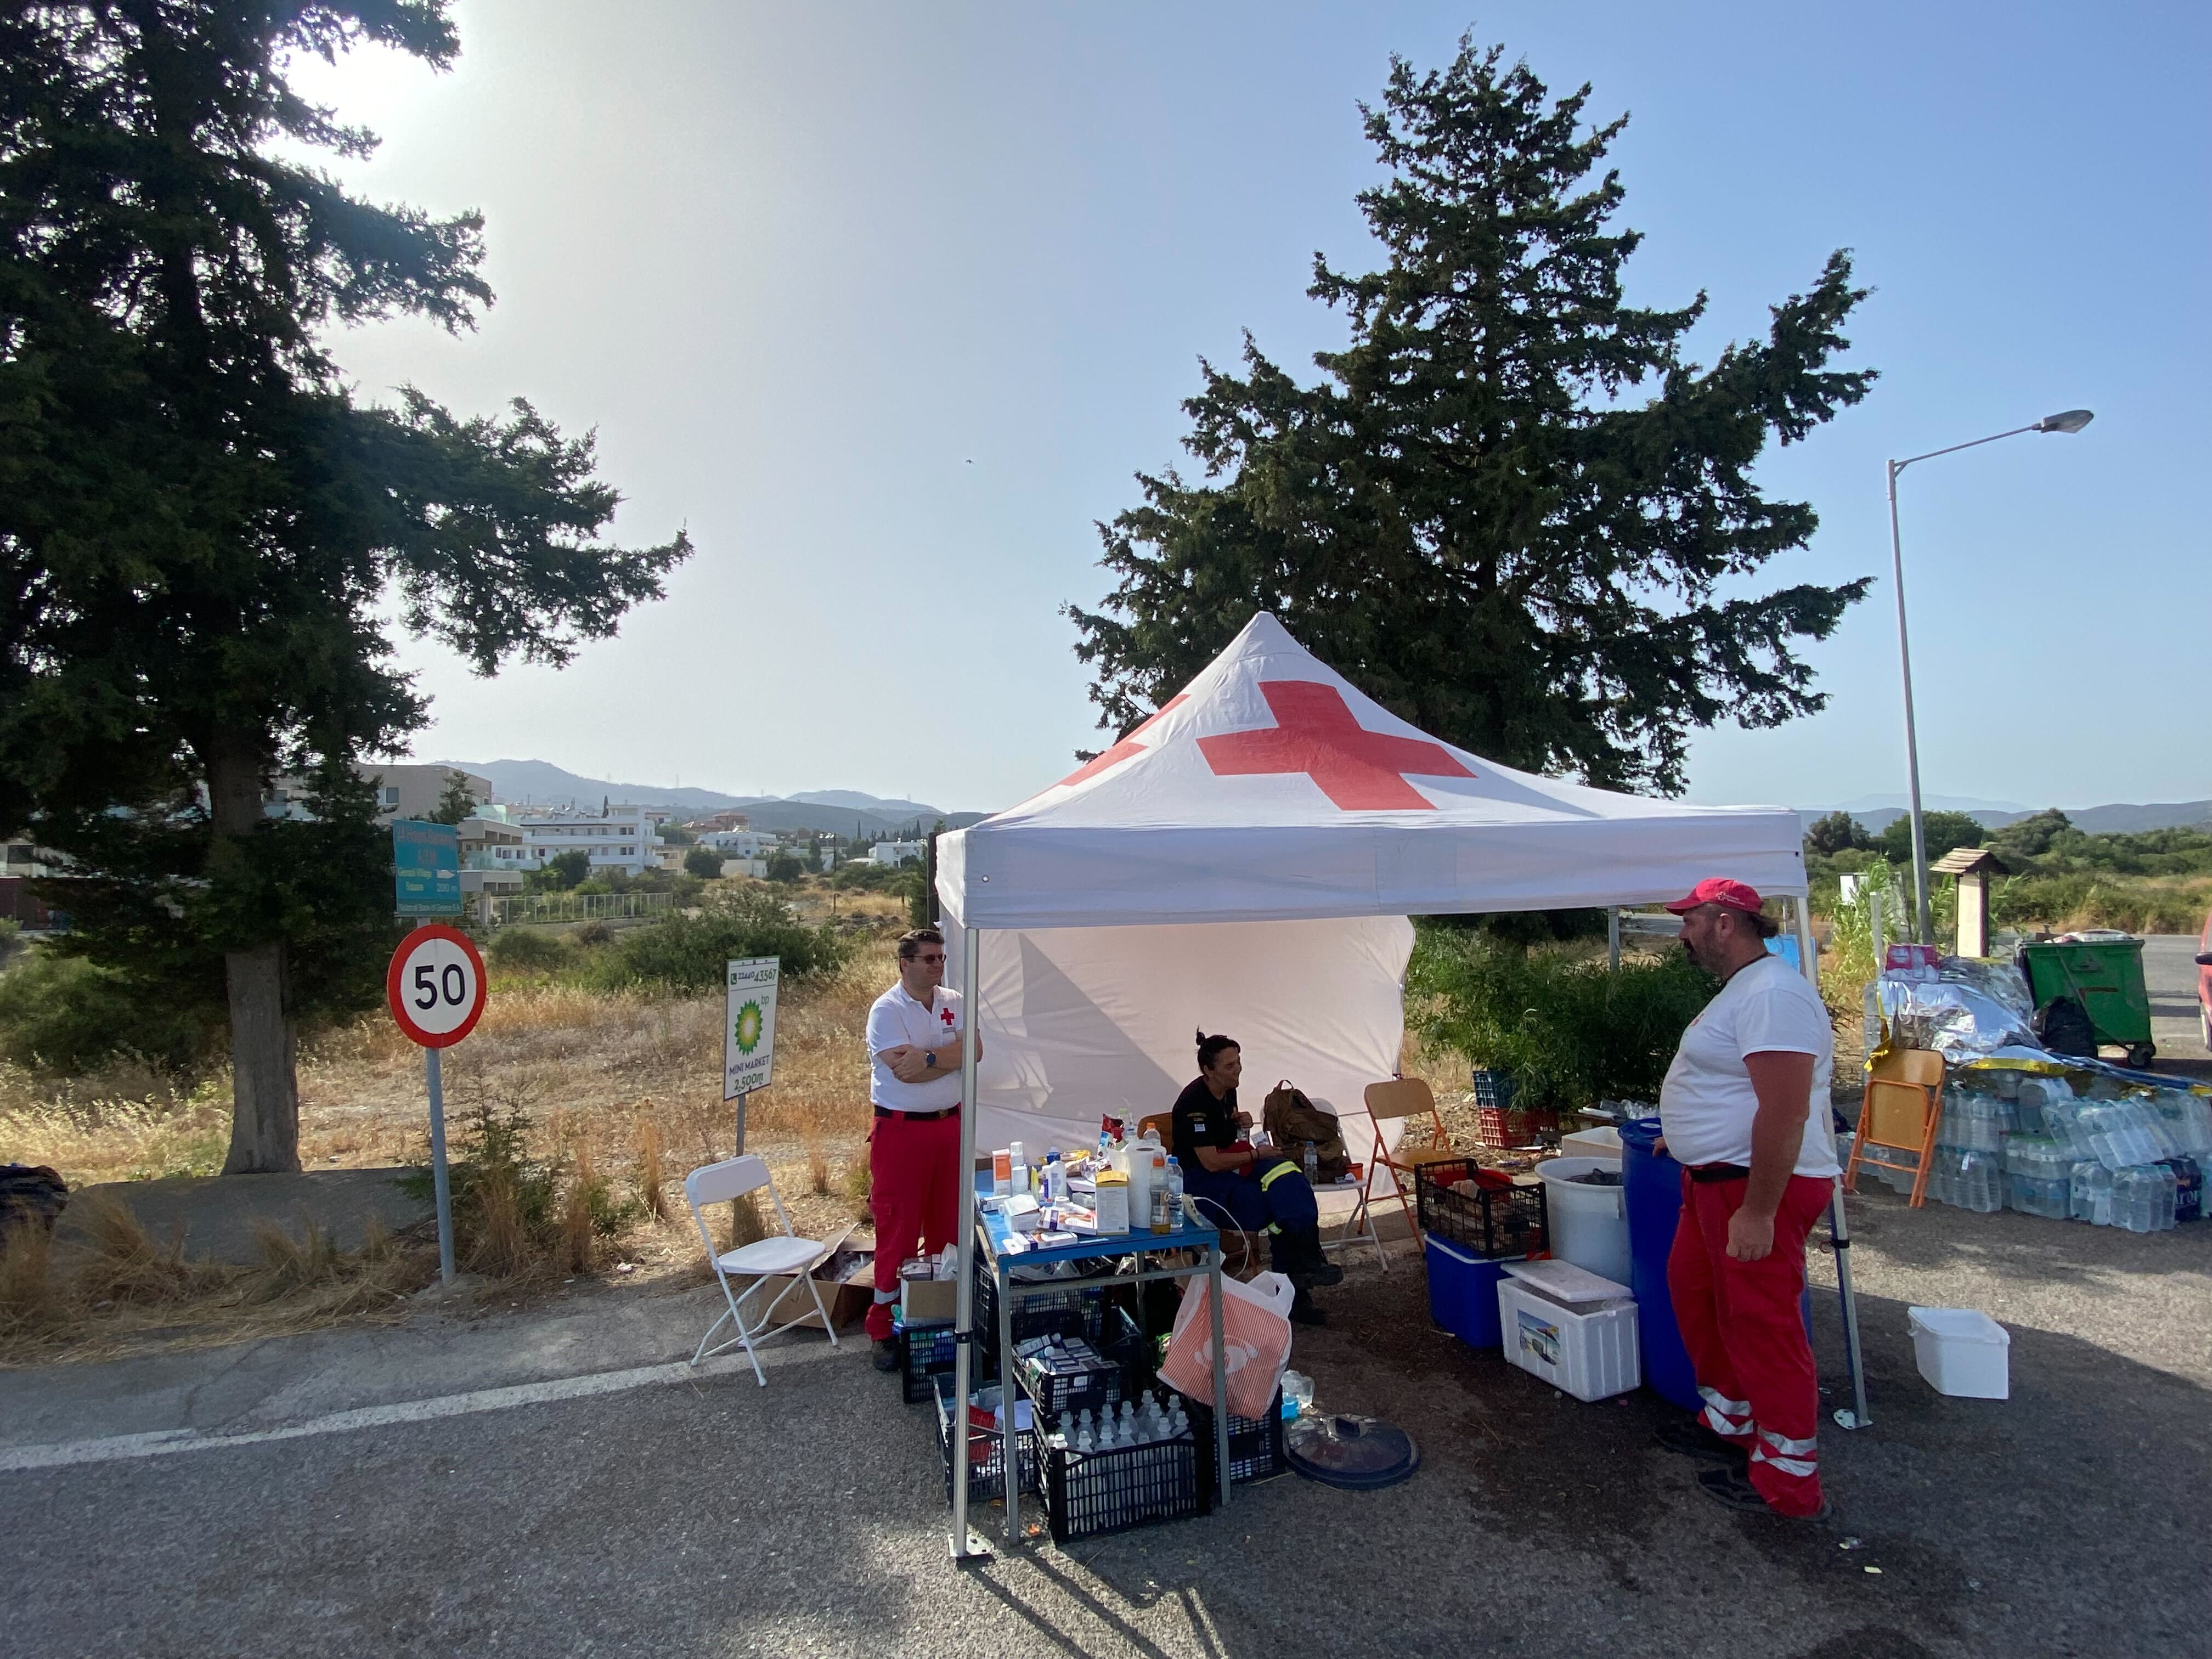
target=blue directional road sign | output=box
[392,820,462,918]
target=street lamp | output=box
[1887,409,2094,944]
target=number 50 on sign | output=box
[725,957,779,1101]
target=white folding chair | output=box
[684,1154,841,1386]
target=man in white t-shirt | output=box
[1656,878,1838,1521]
[862,927,979,1370]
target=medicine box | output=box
[1495,1260,1640,1402]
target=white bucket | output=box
[1907,1306,2010,1398]
[1533,1156,1630,1286]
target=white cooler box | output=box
[1497,1259,1640,1402]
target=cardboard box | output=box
[737,1227,872,1332]
[901,1274,959,1324]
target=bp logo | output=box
[732,999,765,1056]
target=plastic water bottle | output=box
[2069,1161,2113,1226]
[1304,1142,1319,1183]
[1166,1156,1184,1212]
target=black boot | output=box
[1275,1226,1344,1289]
[1289,1284,1327,1326]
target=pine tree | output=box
[0,3,691,1170]
[1069,40,1876,794]
[427,771,480,826]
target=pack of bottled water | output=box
[2109,1164,2179,1234]
[1935,1092,2011,1152]
[2002,1136,2073,1220]
[2149,1092,2212,1158]
[2076,1101,2179,1171]
[2069,1161,2114,1226]
[1928,1145,2005,1213]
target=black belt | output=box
[874,1104,960,1121]
[1689,1162,1752,1183]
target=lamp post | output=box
[1887,408,2094,944]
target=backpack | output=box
[2033,995,2097,1058]
[1261,1080,1351,1181]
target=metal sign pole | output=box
[426,1045,455,1285]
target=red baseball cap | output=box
[1664,877,1764,917]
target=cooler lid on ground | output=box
[1285,1414,1421,1490]
[1502,1258,1632,1305]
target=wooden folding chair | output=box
[1844,1048,1946,1207]
[1339,1078,1464,1260]
[1138,1110,1260,1278]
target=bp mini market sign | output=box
[724,956,780,1101]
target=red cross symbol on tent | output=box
[1057,695,1190,787]
[1198,681,1474,810]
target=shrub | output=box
[590,887,848,992]
[0,949,215,1071]
[763,851,805,885]
[1407,924,1717,1111]
[683,846,723,880]
[486,928,571,974]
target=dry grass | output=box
[2,926,898,1358]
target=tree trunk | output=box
[204,737,302,1174]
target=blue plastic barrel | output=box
[1618,1116,1701,1411]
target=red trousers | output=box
[866,1109,962,1341]
[1667,1170,1831,1517]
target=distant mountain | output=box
[1807,798,2212,837]
[426,760,988,836]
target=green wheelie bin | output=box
[2019,936,2155,1068]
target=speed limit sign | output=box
[386,924,487,1048]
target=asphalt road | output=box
[4,1184,2208,1659]
[2141,933,2209,1064]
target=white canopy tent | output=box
[936,612,1813,1157]
[934,613,1860,1557]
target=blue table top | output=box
[974,1194,1218,1268]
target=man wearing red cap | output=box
[1654,878,1839,1520]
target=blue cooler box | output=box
[1425,1234,1512,1350]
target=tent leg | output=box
[1794,894,1871,1432]
[1828,1176,1872,1430]
[1607,907,1621,971]
[949,923,990,1560]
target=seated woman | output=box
[1170,1030,1343,1325]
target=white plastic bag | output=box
[1156,1269,1295,1420]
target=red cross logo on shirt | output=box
[1197,681,1474,810]
[1057,695,1189,787]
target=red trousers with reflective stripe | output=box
[1666,1170,1831,1516]
[866,1109,962,1341]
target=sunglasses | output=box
[913,953,946,964]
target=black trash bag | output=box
[2033,995,2097,1058]
[0,1164,70,1235]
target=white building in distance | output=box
[869,840,925,868]
[500,803,673,876]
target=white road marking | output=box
[2,1339,855,1473]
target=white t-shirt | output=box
[1658,953,1839,1178]
[866,982,965,1113]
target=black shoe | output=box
[1655,1413,1750,1465]
[1277,1228,1345,1289]
[872,1338,900,1373]
[1696,1463,1830,1521]
[1288,1286,1327,1327]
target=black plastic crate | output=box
[1415,1157,1547,1259]
[973,1261,1105,1356]
[896,1319,996,1404]
[932,1375,1039,1505]
[1011,1339,1125,1418]
[1099,1304,1165,1395]
[1184,1387,1289,1487]
[1029,1419,1204,1543]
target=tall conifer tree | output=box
[1070,41,1876,793]
[0,2,690,1170]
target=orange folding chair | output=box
[1337,1078,1463,1259]
[1844,1047,1946,1207]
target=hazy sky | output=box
[300,1,2209,814]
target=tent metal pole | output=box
[1796,895,1872,1431]
[949,922,991,1559]
[1607,908,1621,970]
